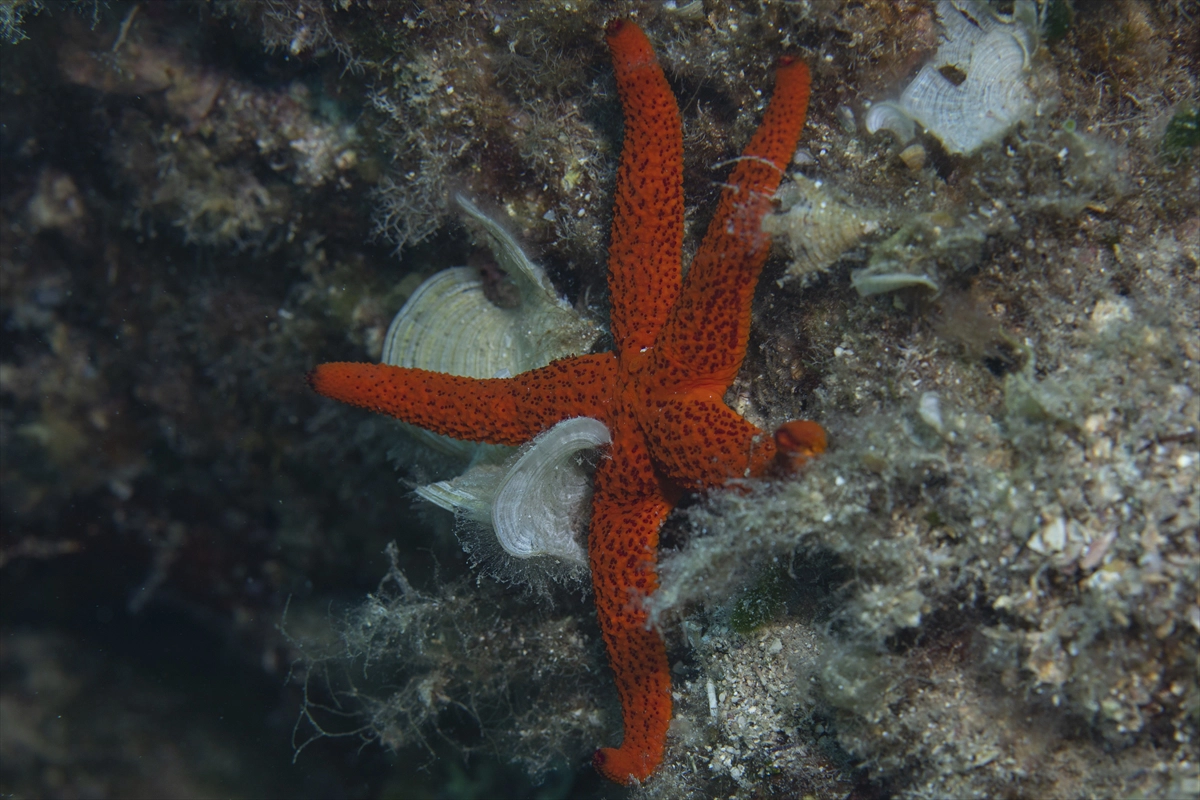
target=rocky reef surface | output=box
[2,2,1196,798]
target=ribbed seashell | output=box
[382,195,602,458]
[763,176,880,284]
[416,417,611,568]
[870,0,1037,156]
[492,417,610,563]
[864,102,915,145]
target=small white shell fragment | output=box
[1042,517,1067,552]
[898,143,927,171]
[918,392,943,433]
[1089,298,1133,332]
[850,271,940,296]
[864,102,915,145]
[835,104,857,134]
[490,417,611,563]
[1029,516,1068,554]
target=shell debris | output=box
[852,206,1016,297]
[866,0,1038,155]
[764,175,880,285]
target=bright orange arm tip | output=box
[604,18,656,69]
[775,420,827,462]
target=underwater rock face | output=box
[4,1,1197,798]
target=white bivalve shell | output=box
[382,195,602,459]
[416,417,611,567]
[492,417,610,563]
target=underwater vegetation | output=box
[1162,101,1200,162]
[2,1,1197,798]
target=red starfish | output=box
[308,19,823,784]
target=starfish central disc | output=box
[308,19,820,785]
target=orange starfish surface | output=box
[308,19,824,784]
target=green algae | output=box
[1162,102,1200,163]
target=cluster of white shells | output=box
[384,196,606,570]
[865,0,1038,155]
[763,176,880,285]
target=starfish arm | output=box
[653,56,811,388]
[307,353,616,446]
[589,452,673,785]
[605,19,684,356]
